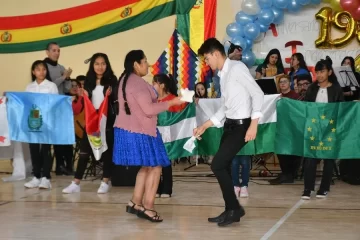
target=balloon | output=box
[298,0,311,5]
[272,7,284,24]
[243,22,261,40]
[242,50,257,67]
[231,36,248,50]
[287,0,302,12]
[255,20,270,32]
[226,22,244,37]
[273,0,288,8]
[340,0,359,12]
[258,0,273,8]
[235,11,256,26]
[332,11,356,48]
[258,8,275,25]
[241,0,261,15]
[329,0,343,11]
[311,0,321,4]
[254,32,266,43]
[245,38,253,50]
[315,7,332,48]
[351,6,360,21]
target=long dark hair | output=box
[119,50,146,115]
[315,56,338,84]
[195,82,208,98]
[84,53,115,91]
[341,56,356,72]
[290,52,310,74]
[31,60,51,81]
[262,48,284,71]
[153,73,178,96]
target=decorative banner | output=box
[151,29,212,93]
[0,0,197,53]
[176,0,216,93]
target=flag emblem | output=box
[28,104,42,132]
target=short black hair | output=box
[227,43,242,56]
[295,74,312,83]
[46,42,59,50]
[76,75,86,81]
[198,38,226,57]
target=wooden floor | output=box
[0,162,359,240]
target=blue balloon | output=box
[258,0,273,8]
[235,11,256,26]
[287,0,302,12]
[242,50,257,67]
[226,22,244,37]
[245,38,253,50]
[298,0,310,5]
[254,20,270,33]
[272,7,284,24]
[273,0,288,8]
[243,22,260,40]
[231,36,248,50]
[310,0,321,4]
[258,8,275,26]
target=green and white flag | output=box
[157,94,280,159]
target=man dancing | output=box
[194,38,264,227]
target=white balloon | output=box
[241,0,261,15]
[253,32,265,43]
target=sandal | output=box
[137,208,163,223]
[126,200,141,215]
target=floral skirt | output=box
[112,128,170,167]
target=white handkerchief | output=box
[183,136,196,153]
[180,88,195,103]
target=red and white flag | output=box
[0,97,10,147]
[83,94,108,160]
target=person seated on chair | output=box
[152,73,187,198]
[62,53,118,194]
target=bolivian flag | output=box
[0,0,196,53]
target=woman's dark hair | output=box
[153,73,178,96]
[341,56,356,72]
[195,82,208,98]
[119,50,146,115]
[290,52,310,74]
[31,60,51,81]
[262,48,284,71]
[84,53,115,91]
[315,56,338,84]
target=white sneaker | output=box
[240,186,249,198]
[39,177,51,189]
[234,186,241,198]
[62,181,80,194]
[97,181,110,194]
[24,177,41,188]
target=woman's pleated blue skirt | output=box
[112,127,170,167]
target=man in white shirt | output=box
[195,38,264,227]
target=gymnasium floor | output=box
[0,162,359,240]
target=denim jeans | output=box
[231,155,251,187]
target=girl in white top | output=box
[24,60,58,190]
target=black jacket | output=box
[304,82,344,103]
[84,75,118,129]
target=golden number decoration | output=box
[315,7,360,48]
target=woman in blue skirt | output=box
[113,50,184,222]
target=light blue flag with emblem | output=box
[6,92,75,145]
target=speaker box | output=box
[111,166,140,186]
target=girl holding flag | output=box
[62,53,118,194]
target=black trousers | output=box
[157,165,173,195]
[74,129,114,180]
[304,158,334,191]
[211,118,250,210]
[54,144,74,172]
[29,144,52,179]
[277,154,301,179]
